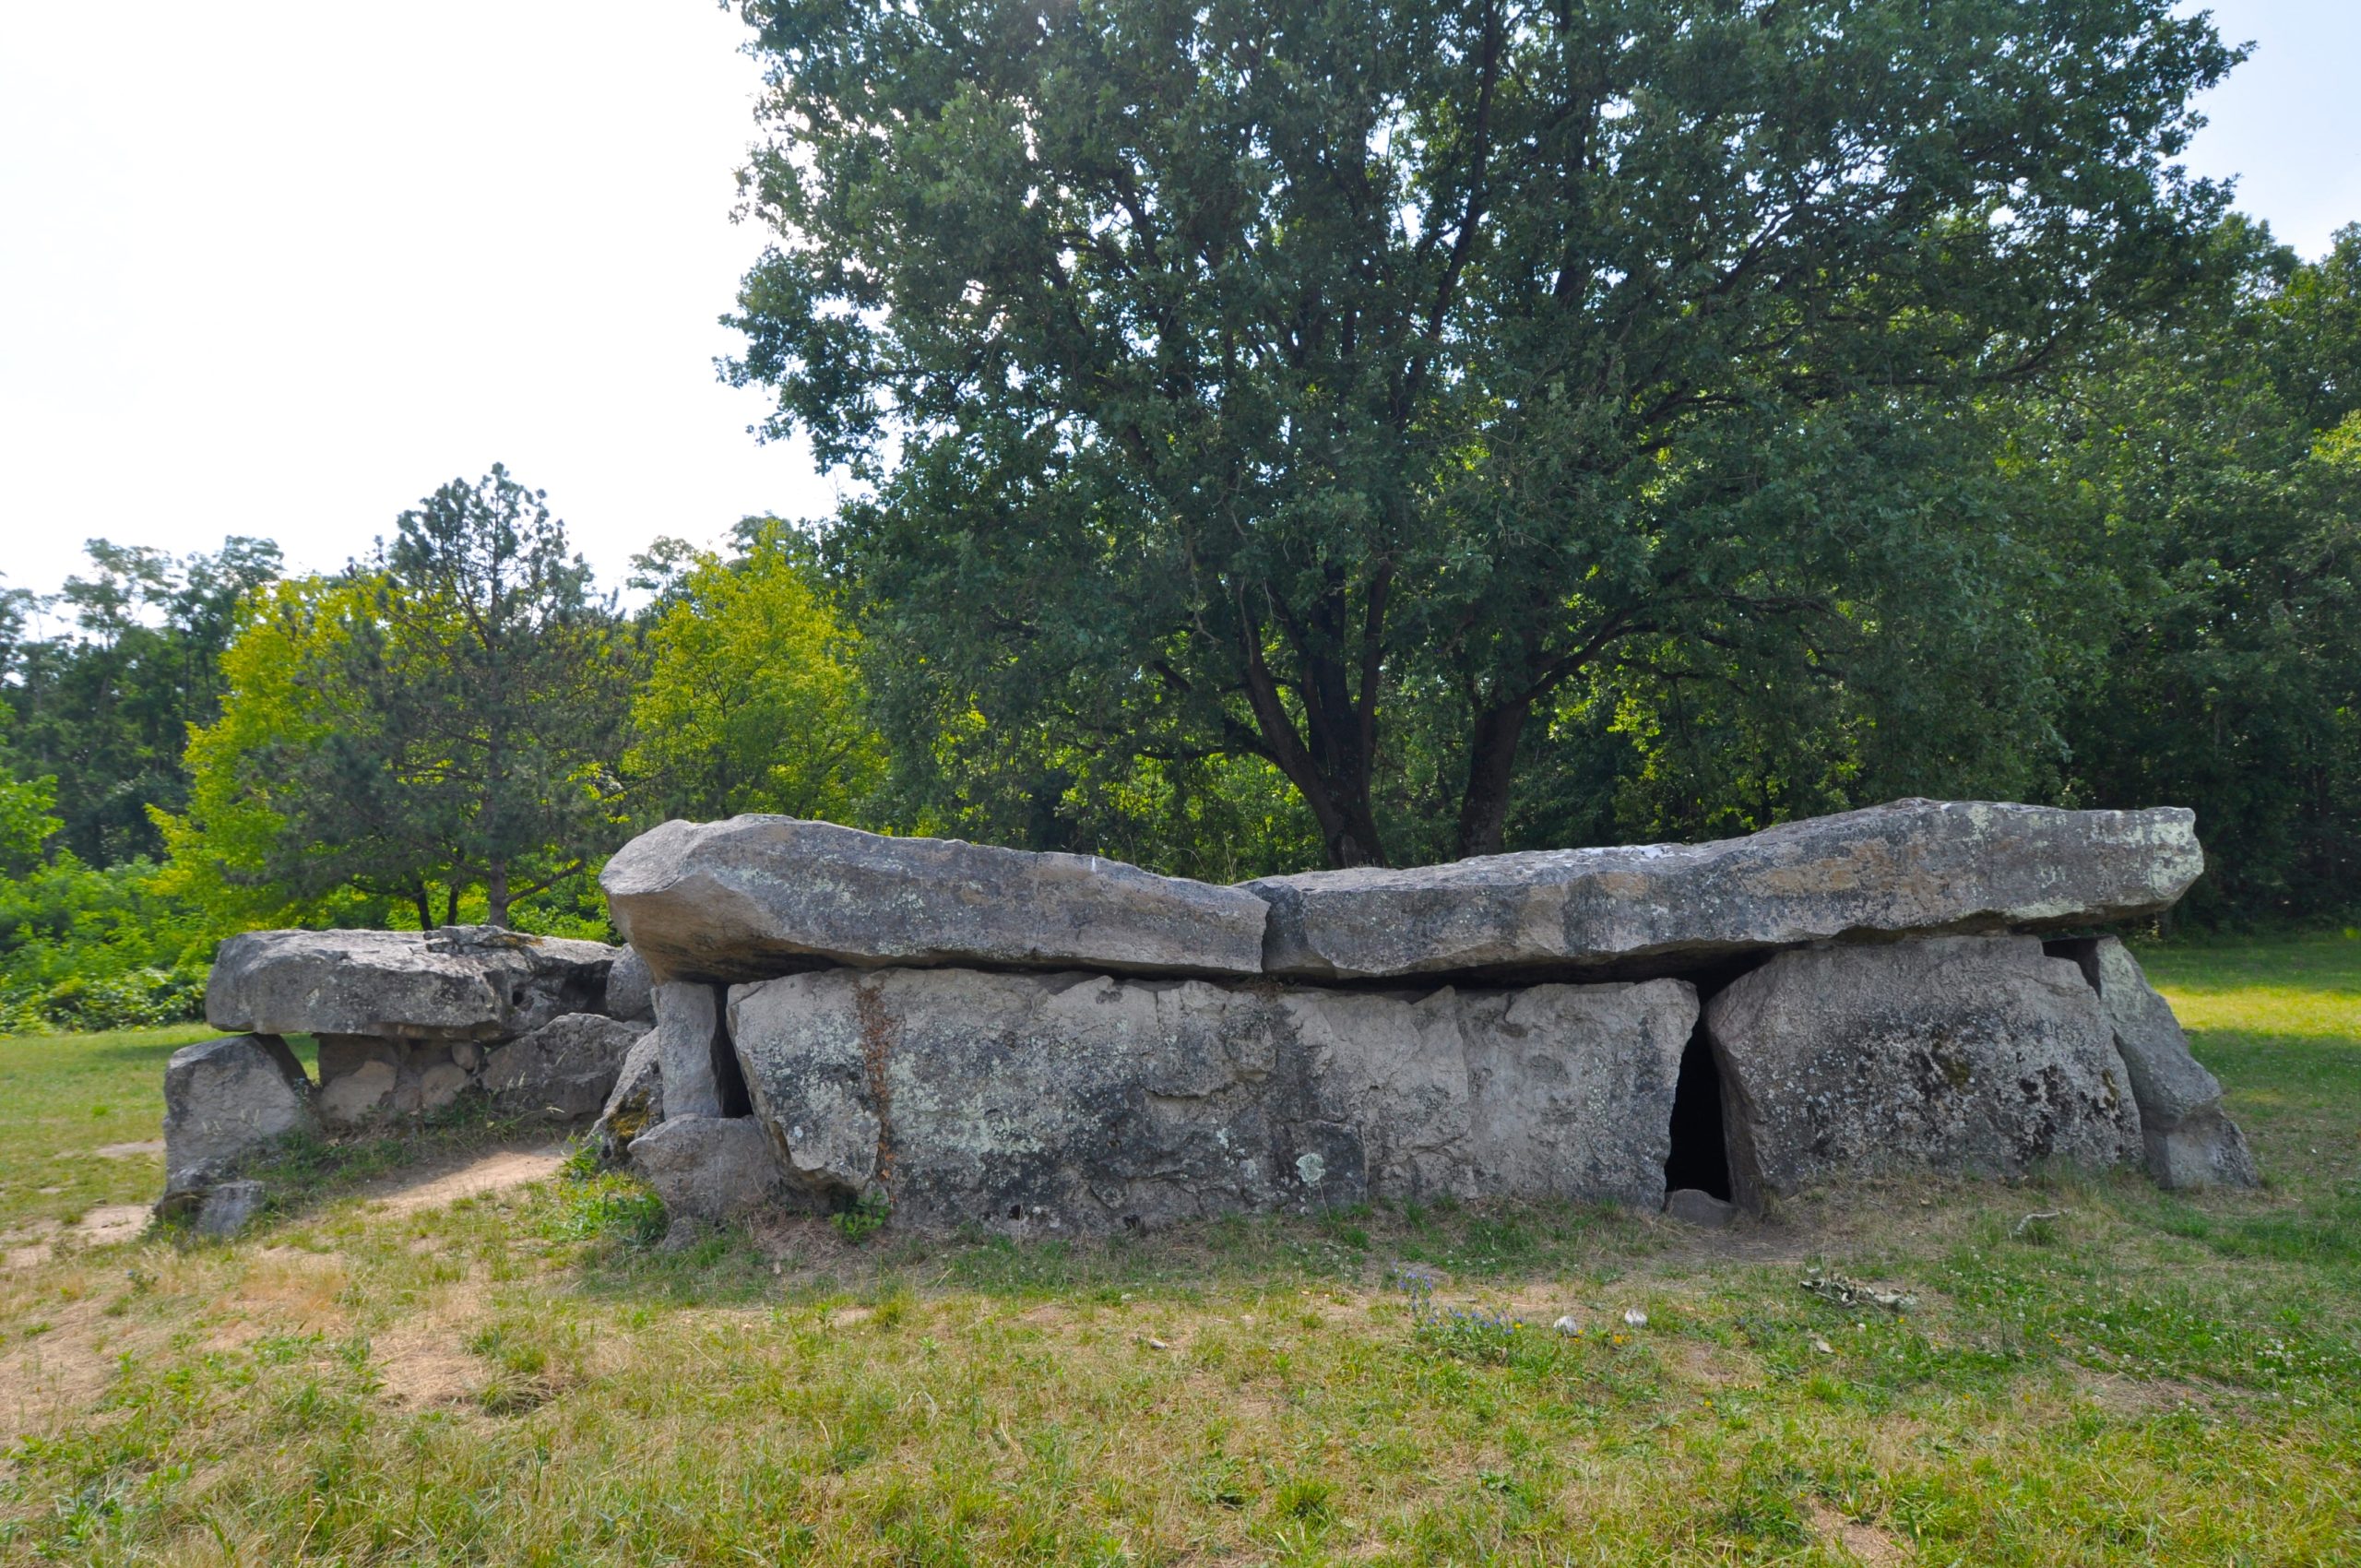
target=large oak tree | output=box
[727,0,2236,866]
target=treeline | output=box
[5,0,2359,1030]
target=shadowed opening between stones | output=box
[1662,1021,1733,1203]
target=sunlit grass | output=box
[0,933,2355,1564]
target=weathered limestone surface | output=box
[653,981,746,1120]
[160,1034,318,1196]
[602,816,1269,983]
[481,1013,644,1121]
[604,948,656,1023]
[2075,937,2259,1189]
[631,1116,797,1225]
[314,1035,479,1126]
[1247,801,2202,981]
[594,1029,664,1158]
[1704,935,2143,1206]
[728,966,1697,1233]
[206,926,618,1040]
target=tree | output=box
[726,0,2237,866]
[2,538,283,865]
[626,521,885,823]
[2026,222,2361,920]
[252,469,632,928]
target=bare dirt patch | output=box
[89,1140,164,1160]
[1,1300,123,1435]
[1805,1498,1913,1565]
[360,1146,567,1217]
[72,1205,150,1247]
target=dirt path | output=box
[361,1146,569,1217]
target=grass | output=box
[1,933,2356,1564]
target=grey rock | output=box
[1664,1188,1738,1229]
[481,1013,644,1121]
[653,981,746,1120]
[1247,800,2202,981]
[592,1028,663,1158]
[2060,937,2259,1189]
[161,1034,318,1194]
[604,947,656,1023]
[601,815,1268,983]
[205,925,618,1041]
[728,965,1697,1233]
[1705,935,2143,1206]
[192,1179,267,1236]
[314,1036,479,1126]
[631,1115,796,1226]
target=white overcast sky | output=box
[4,1,2357,606]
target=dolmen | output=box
[592,801,2254,1235]
[159,925,655,1230]
[162,799,2258,1238]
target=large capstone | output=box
[601,815,1270,983]
[206,925,618,1040]
[726,966,1698,1233]
[481,1013,646,1121]
[1246,800,2201,981]
[1704,934,2143,1206]
[160,1034,319,1196]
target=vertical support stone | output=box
[653,980,740,1120]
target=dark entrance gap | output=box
[1662,1026,1732,1202]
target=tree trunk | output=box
[1453,697,1533,859]
[410,885,433,932]
[1237,634,1387,868]
[486,860,510,929]
[442,883,461,928]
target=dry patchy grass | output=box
[0,933,2355,1564]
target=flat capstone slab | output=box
[205,925,617,1040]
[602,815,1270,984]
[1245,800,2202,980]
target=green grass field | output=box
[2,934,2355,1565]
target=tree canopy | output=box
[726,0,2238,865]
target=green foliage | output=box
[728,0,2238,867]
[242,468,634,929]
[2,537,282,866]
[831,1188,892,1244]
[625,521,884,824]
[2026,223,2361,921]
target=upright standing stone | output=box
[2068,937,2260,1189]
[1704,935,2143,1206]
[725,965,1698,1233]
[653,980,742,1120]
[603,947,657,1023]
[160,1034,319,1196]
[1247,801,2203,981]
[481,1013,646,1121]
[601,815,1270,983]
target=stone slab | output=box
[482,1013,645,1121]
[1703,934,2143,1206]
[601,815,1269,984]
[726,965,1697,1234]
[1246,800,2202,981]
[2063,936,2259,1189]
[161,1034,318,1195]
[206,925,618,1041]
[631,1116,796,1226]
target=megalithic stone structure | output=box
[182,799,2255,1235]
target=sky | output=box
[3,1,2357,610]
